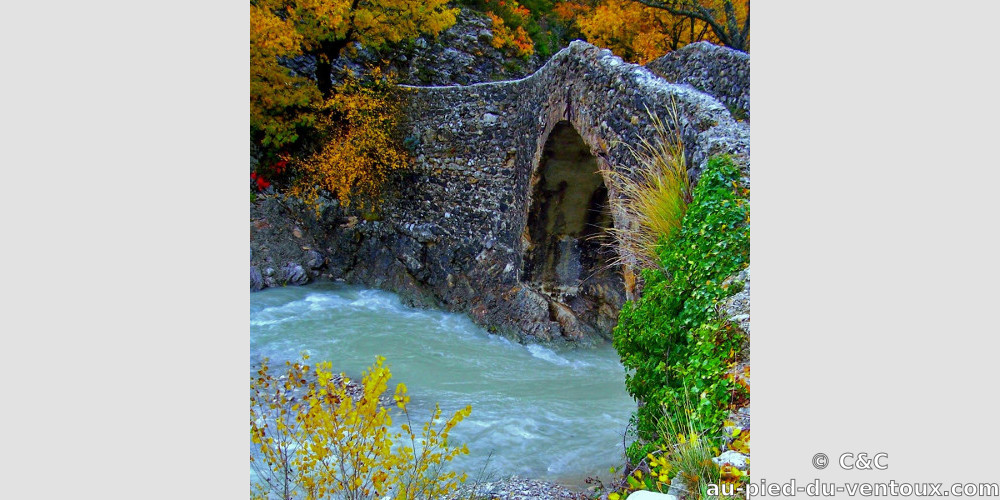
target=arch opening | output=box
[523,121,624,337]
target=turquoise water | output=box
[250,282,635,488]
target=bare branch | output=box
[629,0,748,51]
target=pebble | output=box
[712,450,749,470]
[448,476,588,500]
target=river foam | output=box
[250,282,635,488]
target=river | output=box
[250,282,635,490]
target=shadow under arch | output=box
[522,120,625,338]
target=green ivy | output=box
[613,155,749,462]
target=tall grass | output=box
[654,401,722,498]
[604,100,691,276]
[611,396,727,500]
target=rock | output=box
[448,476,587,500]
[250,267,264,291]
[282,263,309,286]
[554,236,583,288]
[279,9,543,87]
[712,450,749,470]
[251,194,333,292]
[722,266,750,336]
[400,253,423,273]
[395,9,545,85]
[398,223,439,243]
[626,491,678,500]
[666,481,684,498]
[304,249,324,269]
[646,41,749,121]
[549,299,589,339]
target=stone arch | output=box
[319,40,751,341]
[521,120,624,338]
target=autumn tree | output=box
[252,0,458,99]
[483,0,536,57]
[287,70,410,210]
[251,3,321,150]
[557,0,715,63]
[250,0,458,205]
[555,0,746,63]
[250,355,472,499]
[630,0,748,52]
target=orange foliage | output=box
[647,0,749,52]
[288,71,409,210]
[487,12,535,58]
[559,0,719,63]
[553,0,591,20]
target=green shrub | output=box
[653,402,724,497]
[250,355,472,499]
[613,154,749,462]
[606,398,728,500]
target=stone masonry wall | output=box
[250,40,750,342]
[646,41,750,119]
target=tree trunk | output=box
[314,39,351,100]
[315,55,333,99]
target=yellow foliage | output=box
[250,4,302,55]
[251,0,458,154]
[254,0,458,51]
[251,3,321,148]
[287,71,410,210]
[250,355,472,500]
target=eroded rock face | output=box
[251,41,750,342]
[280,8,543,87]
[388,8,545,86]
[250,196,328,289]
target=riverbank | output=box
[450,476,591,499]
[251,283,635,493]
[251,353,613,500]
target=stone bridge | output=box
[251,40,750,342]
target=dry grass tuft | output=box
[603,99,691,279]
